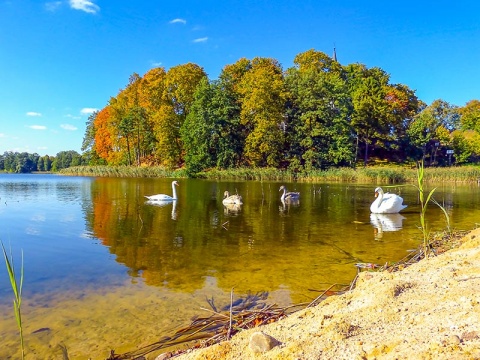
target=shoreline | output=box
[168,229,480,359]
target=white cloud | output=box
[80,107,98,115]
[45,1,62,12]
[193,37,208,43]
[170,18,186,25]
[69,0,99,14]
[61,124,78,131]
[29,125,47,130]
[0,133,5,138]
[26,111,42,117]
[151,61,163,67]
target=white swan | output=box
[279,185,300,202]
[145,180,179,201]
[222,191,243,205]
[370,187,407,214]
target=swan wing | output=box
[379,194,407,213]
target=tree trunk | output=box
[364,138,369,167]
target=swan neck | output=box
[374,191,383,209]
[172,183,177,199]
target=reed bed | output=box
[59,165,187,178]
[58,165,480,183]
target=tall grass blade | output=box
[1,241,25,359]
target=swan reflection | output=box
[279,198,300,214]
[223,203,242,216]
[145,199,178,220]
[370,213,405,240]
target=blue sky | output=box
[1,1,479,157]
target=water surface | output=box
[0,174,478,358]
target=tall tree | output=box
[348,65,391,166]
[181,78,216,175]
[152,63,207,168]
[238,57,286,167]
[382,84,421,161]
[285,50,354,170]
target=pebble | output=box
[249,331,280,353]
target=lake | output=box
[0,173,479,359]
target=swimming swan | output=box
[370,187,407,214]
[145,180,179,201]
[279,185,300,202]
[222,191,243,205]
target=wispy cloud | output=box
[65,114,81,120]
[193,37,208,43]
[29,125,47,130]
[151,61,163,67]
[26,111,42,117]
[80,107,98,115]
[69,0,99,14]
[45,1,62,12]
[169,18,186,25]
[61,124,78,131]
[0,133,5,138]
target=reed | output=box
[1,241,25,359]
[196,167,297,181]
[413,161,451,255]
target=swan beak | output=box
[374,192,378,198]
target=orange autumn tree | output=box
[93,106,123,164]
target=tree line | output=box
[6,49,480,175]
[0,150,84,173]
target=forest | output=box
[2,49,480,175]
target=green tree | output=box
[181,78,216,175]
[407,99,459,165]
[459,100,480,133]
[348,65,391,166]
[52,151,82,171]
[285,50,354,170]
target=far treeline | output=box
[0,150,84,173]
[80,49,480,175]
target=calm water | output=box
[0,174,479,358]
